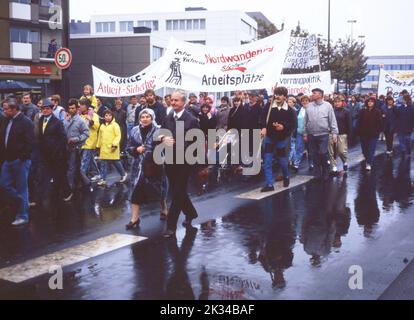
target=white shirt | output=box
[174,109,185,120]
[271,101,289,111]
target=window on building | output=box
[137,20,159,31]
[96,22,115,33]
[173,20,179,30]
[166,19,206,31]
[11,0,31,4]
[120,21,133,32]
[10,27,39,43]
[153,46,163,62]
[193,19,200,30]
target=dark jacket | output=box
[394,104,414,135]
[0,113,34,163]
[228,104,249,132]
[334,107,352,136]
[381,105,398,133]
[38,114,68,162]
[161,110,200,165]
[113,108,127,150]
[185,103,201,119]
[260,103,297,141]
[356,107,383,138]
[247,103,263,130]
[199,113,217,136]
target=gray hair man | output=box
[303,88,339,181]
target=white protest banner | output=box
[284,34,320,70]
[378,69,414,99]
[155,30,290,92]
[92,59,162,97]
[272,71,332,96]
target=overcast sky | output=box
[70,0,413,56]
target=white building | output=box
[88,7,258,47]
[362,55,414,93]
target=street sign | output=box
[54,48,72,70]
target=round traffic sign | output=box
[54,48,72,69]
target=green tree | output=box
[254,18,279,40]
[329,38,369,93]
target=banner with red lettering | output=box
[92,59,161,97]
[154,30,290,92]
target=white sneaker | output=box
[63,193,73,202]
[91,175,101,182]
[366,164,372,171]
[11,218,28,227]
[332,166,338,173]
[120,174,128,183]
[97,180,107,186]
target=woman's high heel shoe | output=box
[125,219,141,230]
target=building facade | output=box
[69,33,167,98]
[0,0,70,99]
[87,7,258,46]
[362,55,414,93]
[69,8,265,99]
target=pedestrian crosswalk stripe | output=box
[235,175,314,200]
[0,233,146,283]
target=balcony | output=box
[9,2,31,21]
[10,42,32,60]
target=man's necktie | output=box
[174,115,179,121]
[43,118,48,133]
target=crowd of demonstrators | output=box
[1,84,414,232]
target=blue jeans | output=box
[0,159,31,221]
[398,134,412,154]
[360,138,378,165]
[289,136,296,162]
[100,160,126,180]
[263,137,289,187]
[81,149,100,181]
[67,148,81,190]
[308,134,329,179]
[294,134,305,168]
[127,123,135,139]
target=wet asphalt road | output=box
[1,142,414,300]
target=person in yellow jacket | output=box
[97,110,128,186]
[80,84,99,113]
[79,99,101,187]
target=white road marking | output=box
[235,175,314,200]
[0,233,146,283]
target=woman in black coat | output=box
[126,108,167,229]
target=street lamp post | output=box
[347,19,357,42]
[327,0,331,65]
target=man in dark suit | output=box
[159,90,200,238]
[38,99,72,201]
[0,97,34,226]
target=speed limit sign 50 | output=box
[54,48,72,70]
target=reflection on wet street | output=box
[1,154,414,300]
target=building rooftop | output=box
[246,12,273,25]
